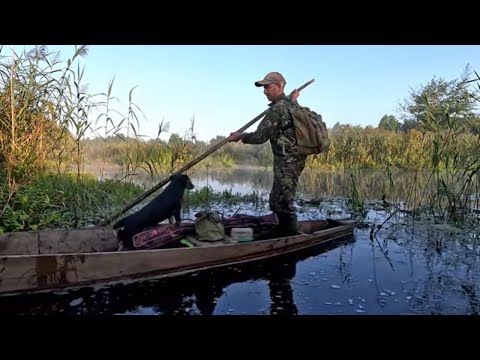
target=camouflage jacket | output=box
[241,94,299,158]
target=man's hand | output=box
[228,132,242,142]
[291,89,300,102]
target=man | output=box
[228,72,305,236]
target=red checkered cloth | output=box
[133,222,195,249]
[224,212,278,229]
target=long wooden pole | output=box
[98,79,315,226]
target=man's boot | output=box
[284,213,300,236]
[275,212,300,237]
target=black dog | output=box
[113,174,195,250]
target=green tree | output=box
[400,70,479,132]
[378,115,400,132]
[168,133,182,144]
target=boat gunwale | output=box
[1,220,356,259]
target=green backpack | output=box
[287,105,330,155]
[194,211,225,241]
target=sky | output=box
[7,45,480,142]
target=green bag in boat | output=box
[194,211,225,241]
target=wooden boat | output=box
[0,218,356,297]
[0,233,356,315]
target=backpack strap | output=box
[285,106,299,145]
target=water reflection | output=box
[0,222,478,315]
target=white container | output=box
[231,228,254,242]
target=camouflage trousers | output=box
[269,154,307,216]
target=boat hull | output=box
[0,219,356,296]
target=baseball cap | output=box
[254,72,286,87]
